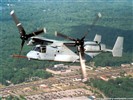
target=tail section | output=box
[112,36,124,57]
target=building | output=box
[100,75,109,81]
[121,64,131,67]
[46,64,71,75]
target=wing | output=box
[28,36,76,46]
[49,40,77,55]
[49,42,79,62]
[27,36,55,46]
[63,41,75,46]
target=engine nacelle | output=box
[84,44,100,52]
[84,43,106,58]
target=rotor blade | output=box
[10,10,26,36]
[81,32,87,41]
[82,12,102,40]
[19,40,25,55]
[78,46,87,81]
[80,45,85,60]
[27,29,44,38]
[89,12,102,31]
[55,31,76,41]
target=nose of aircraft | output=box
[26,51,39,60]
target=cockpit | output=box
[33,45,46,53]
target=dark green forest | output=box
[0,1,133,87]
[86,77,133,98]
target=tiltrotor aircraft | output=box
[10,10,124,81]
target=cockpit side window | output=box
[41,47,46,53]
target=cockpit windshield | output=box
[34,47,41,52]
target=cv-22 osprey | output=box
[10,10,124,81]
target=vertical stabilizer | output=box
[94,34,101,43]
[112,36,124,57]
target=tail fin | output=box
[112,36,124,57]
[94,34,101,43]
